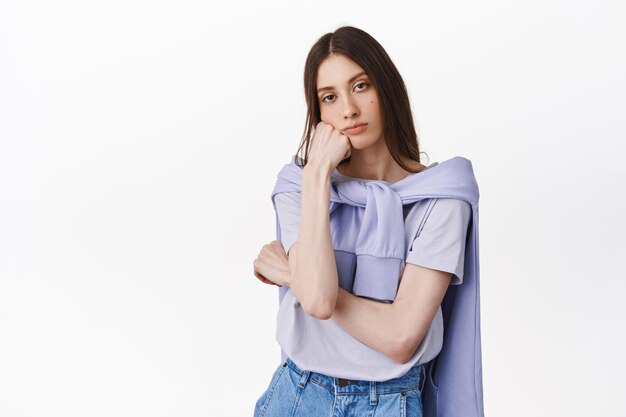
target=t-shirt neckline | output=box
[332,161,439,185]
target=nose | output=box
[342,96,360,119]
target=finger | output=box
[254,271,276,285]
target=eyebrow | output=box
[317,71,368,94]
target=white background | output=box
[1,1,625,416]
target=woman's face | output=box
[316,54,385,150]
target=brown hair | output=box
[294,25,428,171]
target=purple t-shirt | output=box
[273,162,472,381]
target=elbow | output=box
[391,348,412,365]
[391,338,419,365]
[303,302,335,320]
[293,276,337,320]
[301,298,336,320]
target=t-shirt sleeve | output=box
[405,198,472,285]
[273,192,301,255]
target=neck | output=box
[338,145,424,182]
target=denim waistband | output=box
[284,356,427,395]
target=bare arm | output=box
[288,162,339,320]
[331,263,451,364]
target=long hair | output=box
[295,25,427,171]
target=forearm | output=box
[290,163,339,319]
[332,287,406,363]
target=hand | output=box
[253,240,292,287]
[307,121,352,172]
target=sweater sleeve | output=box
[405,198,472,285]
[274,191,301,255]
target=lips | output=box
[342,123,368,135]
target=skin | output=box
[253,54,452,364]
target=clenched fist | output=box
[253,240,292,287]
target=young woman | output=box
[253,26,484,417]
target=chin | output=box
[349,135,378,149]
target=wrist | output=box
[303,160,333,180]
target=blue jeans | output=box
[254,357,426,417]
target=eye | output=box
[320,82,369,104]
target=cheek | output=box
[366,96,378,109]
[368,100,382,120]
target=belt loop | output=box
[369,381,378,405]
[298,369,311,389]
